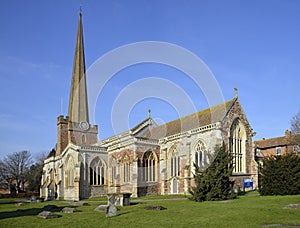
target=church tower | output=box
[56,12,98,155]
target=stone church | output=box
[40,13,258,200]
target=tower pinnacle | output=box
[68,11,89,123]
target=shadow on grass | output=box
[116,211,132,217]
[0,205,70,220]
[129,202,141,206]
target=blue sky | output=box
[1,0,300,159]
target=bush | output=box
[259,153,300,196]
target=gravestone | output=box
[61,207,78,213]
[15,202,26,206]
[106,195,117,217]
[284,204,300,209]
[30,195,37,203]
[144,205,166,210]
[38,211,59,219]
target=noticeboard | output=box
[243,178,253,189]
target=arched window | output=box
[65,156,75,187]
[122,154,130,183]
[194,140,208,170]
[110,157,117,185]
[230,119,246,173]
[89,158,106,185]
[142,151,157,182]
[169,145,180,177]
[82,135,86,144]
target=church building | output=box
[40,13,258,200]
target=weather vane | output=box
[234,87,238,98]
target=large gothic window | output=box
[65,156,75,187]
[169,145,180,177]
[230,119,246,173]
[194,140,208,169]
[142,151,157,182]
[89,158,106,185]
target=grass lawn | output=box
[0,194,300,227]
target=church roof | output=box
[148,98,236,139]
[68,12,89,123]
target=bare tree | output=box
[291,110,300,134]
[0,150,32,193]
[288,110,300,151]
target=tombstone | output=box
[30,195,37,203]
[284,204,300,209]
[122,193,131,206]
[38,211,59,219]
[106,195,117,218]
[61,207,78,213]
[15,202,26,206]
[144,205,166,211]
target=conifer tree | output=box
[190,145,235,202]
[260,153,300,195]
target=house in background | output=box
[254,129,299,158]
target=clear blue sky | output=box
[1,0,299,159]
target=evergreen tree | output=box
[190,145,235,202]
[260,153,300,196]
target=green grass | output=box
[0,195,300,227]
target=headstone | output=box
[61,207,78,213]
[38,211,59,219]
[123,193,131,206]
[284,204,300,209]
[106,195,117,217]
[15,202,26,206]
[144,205,166,210]
[95,205,109,212]
[30,195,37,203]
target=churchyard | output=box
[0,193,300,227]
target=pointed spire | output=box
[68,11,89,123]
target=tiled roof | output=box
[254,133,300,149]
[148,99,236,139]
[254,136,287,149]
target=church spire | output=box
[68,11,89,123]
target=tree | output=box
[190,145,235,202]
[0,151,32,193]
[26,151,47,192]
[291,110,300,134]
[286,110,300,152]
[259,154,300,196]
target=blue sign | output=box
[243,178,253,189]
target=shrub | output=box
[259,153,300,195]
